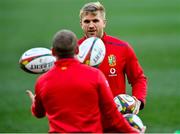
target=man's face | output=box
[80,11,106,38]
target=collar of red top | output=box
[55,58,80,67]
[102,32,107,40]
[82,32,107,41]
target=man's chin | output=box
[87,34,97,38]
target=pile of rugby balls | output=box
[19,47,56,74]
[77,37,106,67]
[114,94,145,131]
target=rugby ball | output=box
[123,114,144,131]
[114,94,136,114]
[19,47,56,74]
[77,37,106,67]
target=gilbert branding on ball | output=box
[19,47,56,74]
[77,37,106,67]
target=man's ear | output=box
[75,45,79,55]
[51,48,56,56]
[103,19,107,28]
[80,20,83,29]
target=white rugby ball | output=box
[123,114,145,131]
[114,94,136,114]
[19,47,56,74]
[77,37,106,67]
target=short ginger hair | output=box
[52,29,77,58]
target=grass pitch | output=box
[0,0,180,132]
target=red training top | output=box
[78,33,147,109]
[31,58,137,133]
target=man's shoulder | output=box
[78,37,86,45]
[79,63,99,71]
[103,34,129,47]
[79,63,102,75]
[36,66,56,82]
[78,34,130,47]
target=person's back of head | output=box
[52,29,77,59]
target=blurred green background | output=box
[0,0,180,132]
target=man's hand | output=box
[26,90,35,103]
[132,125,146,133]
[141,126,146,133]
[133,96,141,114]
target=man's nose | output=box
[89,21,95,28]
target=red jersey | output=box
[31,58,137,133]
[78,33,147,109]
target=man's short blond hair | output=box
[79,1,106,20]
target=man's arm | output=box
[26,82,46,118]
[125,44,147,110]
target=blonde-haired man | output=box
[79,1,147,118]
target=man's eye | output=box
[84,20,90,23]
[93,19,99,23]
